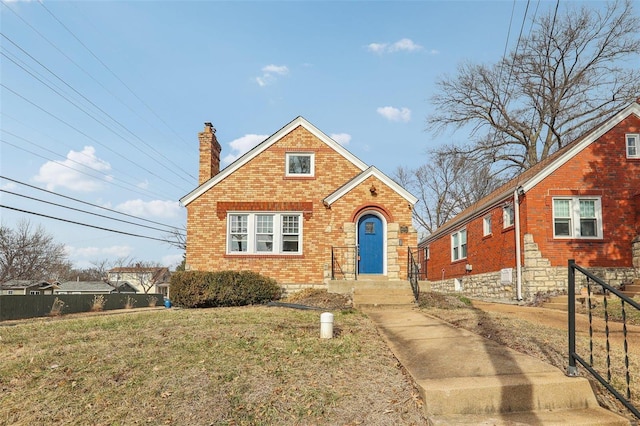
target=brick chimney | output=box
[198,122,222,185]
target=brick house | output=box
[419,99,640,301]
[180,117,418,292]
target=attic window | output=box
[286,153,314,177]
[627,134,639,159]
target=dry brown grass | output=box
[0,304,426,426]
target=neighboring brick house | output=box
[419,99,640,301]
[180,117,418,290]
[107,266,170,295]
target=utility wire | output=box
[0,140,173,201]
[0,176,183,230]
[38,1,195,153]
[0,83,191,194]
[1,190,184,236]
[0,33,196,183]
[0,1,196,154]
[0,205,175,244]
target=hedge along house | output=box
[180,117,418,294]
[419,99,640,301]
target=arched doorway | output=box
[357,213,384,274]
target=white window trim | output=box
[227,212,303,255]
[285,152,315,177]
[552,196,603,239]
[503,204,514,228]
[483,215,492,236]
[626,134,639,159]
[451,228,467,262]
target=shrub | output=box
[91,295,106,312]
[170,270,282,308]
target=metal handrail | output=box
[331,246,358,280]
[568,259,639,419]
[407,248,420,301]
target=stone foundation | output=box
[425,233,639,302]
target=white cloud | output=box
[377,106,412,123]
[115,199,182,219]
[255,64,289,86]
[65,244,133,260]
[0,181,17,191]
[34,146,112,192]
[162,253,184,269]
[137,179,149,189]
[330,133,351,146]
[367,38,424,54]
[222,134,268,164]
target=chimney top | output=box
[204,122,216,133]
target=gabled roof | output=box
[421,99,640,245]
[180,116,369,206]
[0,280,60,290]
[323,166,418,206]
[58,281,115,293]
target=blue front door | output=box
[358,214,383,274]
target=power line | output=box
[0,140,173,201]
[1,189,184,236]
[0,33,197,183]
[38,1,195,153]
[0,204,176,244]
[0,83,191,194]
[0,176,184,230]
[0,1,196,155]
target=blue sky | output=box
[0,0,617,270]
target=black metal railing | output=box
[331,246,358,280]
[408,248,420,301]
[568,259,640,419]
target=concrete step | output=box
[419,372,599,416]
[622,284,640,296]
[353,295,415,308]
[428,407,630,425]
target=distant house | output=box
[180,117,418,290]
[107,266,170,295]
[55,280,138,295]
[0,280,60,295]
[419,99,640,301]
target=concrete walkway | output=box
[363,306,630,425]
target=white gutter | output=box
[514,187,523,301]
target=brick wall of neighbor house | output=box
[523,113,640,269]
[186,125,416,285]
[425,201,518,286]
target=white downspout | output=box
[514,188,523,301]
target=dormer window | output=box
[286,153,314,177]
[627,134,639,159]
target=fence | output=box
[0,293,163,321]
[331,246,358,280]
[567,259,639,419]
[407,248,420,301]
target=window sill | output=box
[224,254,304,259]
[502,225,515,232]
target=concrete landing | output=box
[364,307,630,425]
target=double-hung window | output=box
[285,153,314,177]
[503,204,514,228]
[483,215,492,236]
[451,229,467,261]
[552,197,602,238]
[627,134,639,159]
[227,213,302,254]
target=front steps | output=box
[542,279,640,311]
[328,275,416,308]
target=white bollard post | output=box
[320,312,334,339]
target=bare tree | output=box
[428,0,640,173]
[131,261,164,294]
[0,220,69,282]
[396,147,505,236]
